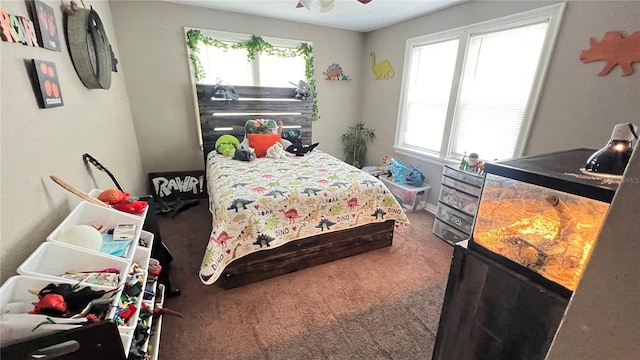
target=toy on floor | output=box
[154,196,200,217]
[97,189,148,215]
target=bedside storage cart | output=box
[433,164,484,245]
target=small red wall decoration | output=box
[33,59,64,108]
[30,0,61,51]
[580,31,640,76]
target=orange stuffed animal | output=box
[97,189,148,215]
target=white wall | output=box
[108,0,365,174]
[0,0,145,283]
[362,0,640,208]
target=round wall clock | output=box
[65,7,112,90]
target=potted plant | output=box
[341,121,376,168]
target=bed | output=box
[196,84,409,288]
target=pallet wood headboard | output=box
[196,84,313,160]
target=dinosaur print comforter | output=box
[198,150,409,285]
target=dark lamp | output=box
[583,123,638,176]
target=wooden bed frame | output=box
[197,84,396,289]
[219,220,395,289]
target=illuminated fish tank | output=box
[469,149,618,297]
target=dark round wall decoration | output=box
[65,7,112,90]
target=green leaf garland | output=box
[186,30,318,121]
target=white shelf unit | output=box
[149,284,165,360]
[116,242,152,357]
[125,255,164,359]
[1,192,163,358]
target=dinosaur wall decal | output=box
[580,31,640,76]
[370,51,395,80]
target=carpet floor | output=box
[157,202,453,360]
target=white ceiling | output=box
[162,0,468,32]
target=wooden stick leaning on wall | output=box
[49,175,109,208]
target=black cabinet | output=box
[432,246,568,360]
[140,197,180,297]
[1,320,126,360]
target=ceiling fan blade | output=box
[297,0,312,9]
[357,0,373,4]
[318,0,335,12]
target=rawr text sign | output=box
[148,171,207,201]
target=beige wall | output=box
[546,144,640,359]
[0,0,145,282]
[108,0,365,174]
[362,0,640,208]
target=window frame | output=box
[185,28,308,86]
[394,3,566,164]
[184,28,311,151]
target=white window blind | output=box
[404,39,459,153]
[395,3,565,163]
[259,50,306,87]
[195,35,305,87]
[198,43,252,86]
[449,23,549,160]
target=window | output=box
[192,30,306,87]
[395,4,565,162]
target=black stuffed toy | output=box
[281,128,319,156]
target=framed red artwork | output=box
[33,59,64,108]
[29,0,60,51]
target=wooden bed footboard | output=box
[217,220,395,289]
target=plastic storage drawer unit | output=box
[434,163,483,246]
[443,165,484,187]
[441,175,482,197]
[439,184,479,216]
[433,219,470,244]
[435,202,475,234]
